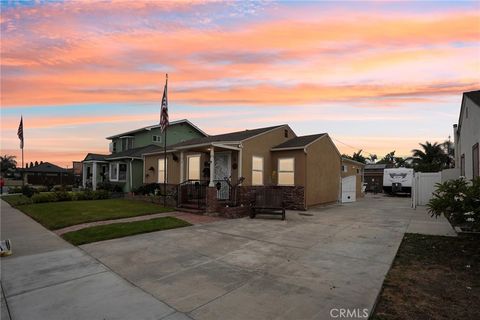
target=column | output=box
[238,148,243,182]
[92,162,97,191]
[180,151,184,183]
[209,146,215,187]
[82,162,87,188]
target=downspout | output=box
[129,159,133,192]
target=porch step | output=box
[175,206,206,215]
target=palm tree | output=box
[342,150,367,164]
[1,155,17,177]
[411,142,449,172]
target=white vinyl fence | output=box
[412,172,442,208]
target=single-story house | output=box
[453,90,480,180]
[341,158,365,202]
[82,119,207,192]
[23,162,74,186]
[142,124,342,210]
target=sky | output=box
[1,0,479,167]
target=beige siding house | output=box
[142,124,342,210]
[341,158,365,201]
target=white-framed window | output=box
[158,158,167,183]
[252,156,264,185]
[278,158,295,186]
[109,162,127,182]
[187,155,201,180]
[152,135,162,143]
[341,165,348,172]
[121,138,134,151]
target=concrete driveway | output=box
[80,195,453,320]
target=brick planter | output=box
[238,185,306,210]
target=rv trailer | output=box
[383,168,414,195]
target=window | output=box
[341,165,347,172]
[278,158,295,185]
[110,163,118,181]
[152,135,162,143]
[356,168,360,174]
[473,143,479,178]
[187,155,201,180]
[252,156,264,185]
[109,162,127,181]
[121,138,134,151]
[460,154,465,177]
[113,142,117,153]
[158,158,167,183]
[284,129,288,138]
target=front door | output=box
[214,152,231,200]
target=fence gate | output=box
[412,172,441,208]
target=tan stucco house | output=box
[142,124,341,211]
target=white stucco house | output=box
[453,90,480,180]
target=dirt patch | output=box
[372,233,480,320]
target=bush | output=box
[97,181,123,192]
[92,190,110,200]
[134,183,161,195]
[54,190,73,202]
[33,186,49,192]
[427,177,480,231]
[21,185,36,198]
[31,192,58,203]
[8,186,22,194]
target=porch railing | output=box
[177,179,208,209]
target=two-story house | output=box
[82,119,207,192]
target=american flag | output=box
[160,74,169,133]
[17,116,24,149]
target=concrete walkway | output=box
[1,195,455,320]
[54,211,224,235]
[0,200,187,320]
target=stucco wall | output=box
[456,97,480,179]
[305,135,341,207]
[341,159,365,198]
[241,126,296,186]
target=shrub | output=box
[8,186,22,194]
[21,185,36,198]
[33,186,49,192]
[427,177,480,231]
[134,183,161,195]
[54,190,73,202]
[97,181,123,192]
[31,192,58,203]
[92,190,110,200]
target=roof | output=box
[364,164,389,170]
[271,133,326,150]
[83,153,108,162]
[342,157,366,166]
[105,119,208,140]
[105,145,160,160]
[24,162,68,173]
[165,125,287,149]
[464,90,480,107]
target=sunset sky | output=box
[1,0,479,167]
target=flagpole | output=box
[163,74,168,207]
[21,145,24,187]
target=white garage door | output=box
[342,176,356,203]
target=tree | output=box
[0,155,17,177]
[411,141,449,172]
[441,140,455,168]
[342,150,367,164]
[377,151,410,168]
[35,161,39,166]
[29,161,34,168]
[367,154,377,164]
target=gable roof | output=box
[105,119,208,140]
[457,90,480,134]
[271,133,326,151]
[166,125,287,149]
[24,162,68,173]
[464,90,480,107]
[342,157,366,166]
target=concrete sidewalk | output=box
[0,200,186,320]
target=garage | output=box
[341,175,356,203]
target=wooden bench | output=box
[250,188,286,220]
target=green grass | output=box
[1,194,33,206]
[62,217,191,245]
[17,199,173,230]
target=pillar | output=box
[209,146,215,187]
[92,162,97,191]
[180,151,184,183]
[82,162,87,188]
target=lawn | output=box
[372,233,480,320]
[62,217,191,245]
[1,194,32,206]
[16,199,173,230]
